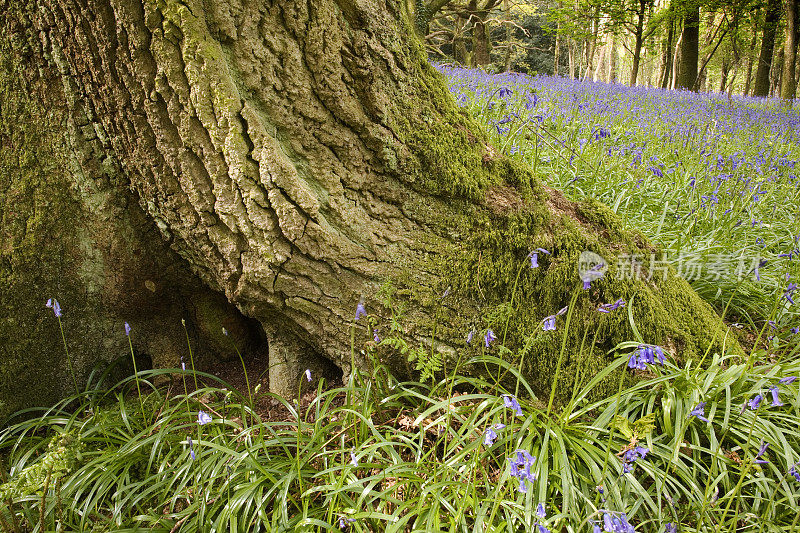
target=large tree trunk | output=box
[1,0,737,415]
[754,0,782,97]
[743,10,761,96]
[677,2,699,89]
[781,0,800,99]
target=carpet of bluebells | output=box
[2,70,800,532]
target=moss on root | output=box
[383,52,740,401]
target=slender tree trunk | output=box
[554,18,562,75]
[0,0,739,412]
[754,0,782,96]
[628,0,646,87]
[608,34,618,82]
[743,11,761,96]
[659,16,675,88]
[677,3,700,89]
[672,27,683,89]
[781,0,800,99]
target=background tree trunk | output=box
[754,0,782,97]
[1,0,737,415]
[781,0,800,98]
[677,2,699,89]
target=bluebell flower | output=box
[124,322,131,336]
[222,327,228,336]
[598,299,626,313]
[790,463,800,482]
[503,394,523,417]
[529,248,550,268]
[628,344,665,370]
[305,369,312,382]
[508,449,536,493]
[770,386,783,407]
[780,376,798,384]
[485,329,497,347]
[688,402,710,423]
[46,298,62,318]
[754,259,767,281]
[582,263,605,289]
[665,523,677,533]
[198,410,212,425]
[350,449,358,467]
[621,446,649,473]
[338,517,356,529]
[355,300,367,320]
[466,329,475,344]
[180,356,186,372]
[373,329,380,343]
[483,427,499,446]
[784,282,797,304]
[498,87,513,98]
[537,503,546,518]
[754,441,770,464]
[542,315,556,331]
[748,394,763,410]
[188,437,195,460]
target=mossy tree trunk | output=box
[2,0,737,410]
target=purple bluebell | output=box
[338,517,356,530]
[188,437,195,460]
[305,369,312,382]
[784,283,797,304]
[790,463,800,482]
[508,449,536,493]
[536,503,546,518]
[198,410,212,425]
[483,427,499,446]
[222,327,229,336]
[46,298,62,318]
[124,322,131,336]
[665,523,677,533]
[780,376,798,384]
[503,394,523,417]
[598,299,626,313]
[628,344,665,370]
[485,329,496,347]
[581,263,605,289]
[688,402,710,423]
[350,449,358,467]
[180,356,186,372]
[542,315,556,331]
[622,446,649,473]
[466,329,475,344]
[373,329,380,343]
[355,300,367,320]
[770,386,783,407]
[754,441,770,464]
[498,87,513,98]
[749,394,763,410]
[529,248,551,268]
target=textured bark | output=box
[754,0,782,97]
[677,3,699,90]
[781,0,800,99]
[2,0,739,411]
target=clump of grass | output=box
[1,309,799,532]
